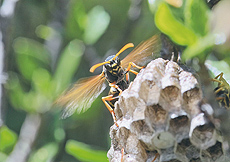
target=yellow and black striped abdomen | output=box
[214,86,230,108]
[212,72,230,109]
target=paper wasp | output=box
[56,35,160,126]
[212,72,230,109]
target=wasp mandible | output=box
[56,35,161,126]
[212,72,230,109]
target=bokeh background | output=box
[1,0,230,162]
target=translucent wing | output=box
[56,73,106,119]
[121,35,161,68]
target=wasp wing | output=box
[121,35,161,68]
[56,73,106,119]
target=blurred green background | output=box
[1,0,230,162]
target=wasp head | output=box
[104,55,121,72]
[90,43,133,73]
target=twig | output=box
[5,114,41,162]
[0,0,20,127]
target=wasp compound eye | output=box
[105,55,116,62]
[104,64,112,70]
[115,57,121,65]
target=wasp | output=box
[56,35,161,126]
[212,72,230,109]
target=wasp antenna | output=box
[113,43,134,60]
[90,43,134,73]
[90,61,110,73]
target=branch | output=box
[108,58,228,162]
[0,0,20,127]
[5,114,41,162]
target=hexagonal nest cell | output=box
[108,58,229,162]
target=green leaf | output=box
[7,75,41,112]
[7,71,54,113]
[182,34,215,60]
[32,68,53,96]
[65,0,87,40]
[0,126,18,154]
[13,37,50,80]
[31,68,58,102]
[83,6,110,45]
[22,91,52,113]
[28,143,59,162]
[7,74,26,111]
[65,140,108,162]
[54,128,65,142]
[22,91,38,112]
[35,25,57,40]
[184,0,209,36]
[54,39,85,93]
[155,2,197,46]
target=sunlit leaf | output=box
[28,143,59,162]
[22,91,40,112]
[182,34,215,60]
[65,0,87,40]
[13,37,50,65]
[7,73,52,113]
[66,140,108,162]
[0,126,17,154]
[35,25,56,40]
[54,128,65,142]
[54,39,85,93]
[83,6,110,45]
[7,74,26,110]
[23,91,52,113]
[32,68,53,96]
[184,0,209,36]
[13,37,50,80]
[155,2,197,46]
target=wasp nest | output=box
[107,58,228,162]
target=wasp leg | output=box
[216,95,230,108]
[152,153,159,162]
[129,69,139,75]
[121,148,124,162]
[211,73,224,84]
[102,95,119,127]
[214,72,223,80]
[126,62,144,70]
[216,97,225,100]
[214,86,225,94]
[211,79,222,84]
[104,82,124,127]
[126,62,144,75]
[109,82,123,95]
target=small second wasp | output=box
[212,72,230,109]
[56,35,161,126]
